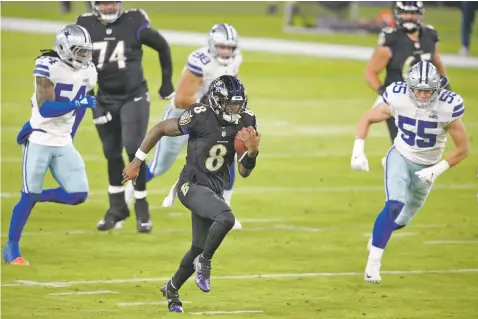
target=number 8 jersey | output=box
[381,82,465,165]
[176,103,256,194]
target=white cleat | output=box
[124,181,135,208]
[364,260,382,284]
[232,219,243,230]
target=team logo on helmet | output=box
[213,80,228,97]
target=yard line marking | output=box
[2,184,476,199]
[3,268,478,288]
[362,232,416,237]
[117,301,192,307]
[424,240,478,245]
[50,290,117,296]
[190,310,263,315]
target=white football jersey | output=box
[29,56,97,146]
[381,81,465,165]
[180,47,242,102]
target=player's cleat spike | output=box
[3,242,29,265]
[194,255,211,292]
[97,208,129,231]
[364,260,382,284]
[161,281,184,313]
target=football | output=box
[234,133,247,155]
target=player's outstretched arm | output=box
[123,119,183,183]
[445,119,469,167]
[236,127,260,178]
[355,102,392,140]
[175,70,202,108]
[415,119,469,184]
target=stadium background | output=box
[1,1,477,318]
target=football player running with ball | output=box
[122,75,260,312]
[351,61,469,284]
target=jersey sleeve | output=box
[33,57,58,84]
[425,25,439,43]
[126,9,151,40]
[449,93,465,122]
[242,109,258,130]
[377,27,397,48]
[177,104,207,135]
[186,50,211,77]
[382,82,400,116]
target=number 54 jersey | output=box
[382,82,465,165]
[177,104,256,194]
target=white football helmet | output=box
[54,24,93,69]
[207,24,239,66]
[406,61,442,109]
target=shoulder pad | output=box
[186,49,212,77]
[438,90,465,120]
[33,56,60,79]
[124,8,150,22]
[75,13,94,23]
[424,24,435,30]
[378,27,397,46]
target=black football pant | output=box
[170,182,235,290]
[93,93,150,192]
[386,116,398,143]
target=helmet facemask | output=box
[394,1,424,33]
[92,1,122,24]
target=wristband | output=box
[239,151,258,169]
[135,149,147,161]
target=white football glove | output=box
[415,160,450,184]
[351,139,370,172]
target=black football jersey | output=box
[76,9,150,105]
[177,104,257,194]
[378,25,439,87]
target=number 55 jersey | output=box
[382,82,465,165]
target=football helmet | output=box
[394,1,424,33]
[91,1,122,23]
[54,24,93,69]
[207,24,239,66]
[208,75,248,123]
[407,61,442,108]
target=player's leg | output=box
[3,142,51,265]
[177,182,235,292]
[93,107,130,230]
[365,147,409,283]
[146,104,189,180]
[120,95,152,233]
[47,144,89,205]
[162,212,213,313]
[394,163,433,228]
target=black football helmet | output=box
[394,1,424,33]
[91,1,122,23]
[208,75,248,123]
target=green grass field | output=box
[1,2,478,319]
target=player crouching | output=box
[351,61,469,283]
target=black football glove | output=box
[158,81,175,100]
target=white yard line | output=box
[190,310,263,316]
[3,268,478,288]
[50,290,117,296]
[117,301,192,307]
[424,240,478,245]
[1,184,476,199]
[3,17,478,68]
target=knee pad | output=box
[215,210,235,231]
[68,192,88,205]
[386,200,404,220]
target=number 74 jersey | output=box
[381,82,465,165]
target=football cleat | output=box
[134,199,152,233]
[3,242,29,266]
[97,207,129,231]
[161,281,184,313]
[194,255,211,292]
[364,260,382,284]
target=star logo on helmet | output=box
[63,30,72,38]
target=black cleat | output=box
[161,281,184,313]
[135,198,152,233]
